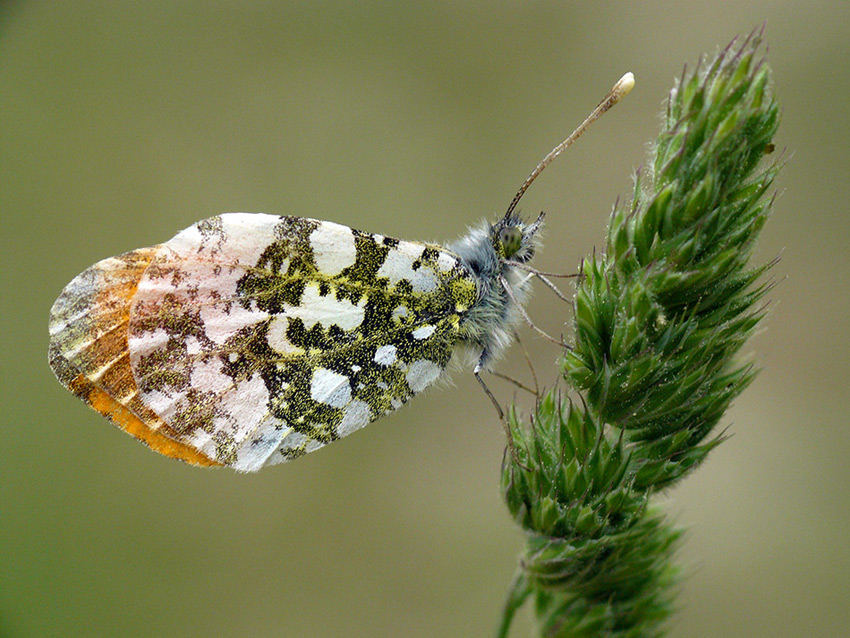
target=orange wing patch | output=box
[48,247,221,468]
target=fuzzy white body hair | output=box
[447,216,542,371]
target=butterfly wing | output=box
[48,246,222,467]
[49,213,478,471]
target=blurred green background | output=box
[2,2,848,637]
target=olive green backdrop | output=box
[2,2,848,637]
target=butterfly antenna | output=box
[503,72,635,220]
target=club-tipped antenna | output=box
[503,72,635,220]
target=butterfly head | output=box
[492,211,544,264]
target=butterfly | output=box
[48,73,633,471]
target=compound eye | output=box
[499,226,523,258]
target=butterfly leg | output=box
[513,330,539,399]
[475,351,527,464]
[499,275,569,348]
[505,260,575,304]
[534,273,571,304]
[474,364,504,421]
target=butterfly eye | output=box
[499,226,523,258]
